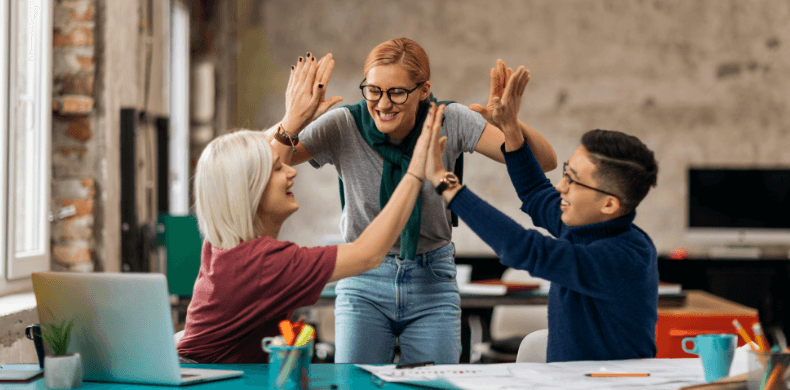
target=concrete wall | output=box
[246,0,790,257]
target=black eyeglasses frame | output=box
[562,162,620,199]
[359,78,425,105]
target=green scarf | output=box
[340,95,454,260]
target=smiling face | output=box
[555,146,621,227]
[364,65,430,140]
[258,148,299,224]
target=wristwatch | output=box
[435,172,460,195]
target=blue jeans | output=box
[334,243,461,364]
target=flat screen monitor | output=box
[687,168,790,245]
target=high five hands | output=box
[281,53,343,135]
[407,103,445,181]
[468,59,530,135]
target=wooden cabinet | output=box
[656,290,759,358]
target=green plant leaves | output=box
[41,319,74,356]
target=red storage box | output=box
[655,290,759,358]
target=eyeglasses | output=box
[562,162,620,199]
[359,78,424,105]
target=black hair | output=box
[581,129,658,214]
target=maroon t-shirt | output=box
[177,236,336,363]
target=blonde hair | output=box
[364,37,431,84]
[194,130,273,249]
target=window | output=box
[2,0,52,294]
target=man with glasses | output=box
[425,63,660,362]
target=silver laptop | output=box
[32,272,243,386]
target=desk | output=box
[656,290,760,358]
[1,359,710,389]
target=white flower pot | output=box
[44,353,83,389]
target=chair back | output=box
[516,329,549,363]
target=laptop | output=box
[31,272,243,386]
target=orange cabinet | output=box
[656,290,759,358]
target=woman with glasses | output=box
[268,38,557,364]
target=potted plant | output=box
[41,318,82,389]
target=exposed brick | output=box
[76,56,93,69]
[52,178,95,199]
[60,215,93,240]
[54,1,95,25]
[80,178,96,198]
[67,261,95,273]
[53,26,94,47]
[70,2,95,22]
[54,72,94,96]
[60,198,94,216]
[64,116,92,142]
[57,146,88,159]
[54,95,94,114]
[53,243,92,265]
[53,47,95,74]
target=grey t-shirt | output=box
[300,103,487,256]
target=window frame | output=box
[2,0,53,294]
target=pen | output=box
[586,373,650,377]
[733,319,758,352]
[752,322,769,353]
[395,361,434,369]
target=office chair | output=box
[516,329,549,363]
[470,268,549,363]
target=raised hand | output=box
[282,53,343,135]
[424,104,449,187]
[407,103,441,180]
[311,53,343,122]
[489,65,529,134]
[469,59,512,123]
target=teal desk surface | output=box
[1,359,714,389]
[1,363,406,389]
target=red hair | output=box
[364,38,430,84]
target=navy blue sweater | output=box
[448,144,658,362]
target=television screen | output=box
[688,168,790,229]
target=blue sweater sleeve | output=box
[503,144,564,237]
[449,188,652,300]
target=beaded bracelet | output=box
[273,124,299,152]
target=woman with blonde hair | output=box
[269,38,557,364]
[177,53,440,363]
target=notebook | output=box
[31,272,243,386]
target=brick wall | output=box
[50,0,97,272]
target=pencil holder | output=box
[262,338,313,390]
[748,351,790,390]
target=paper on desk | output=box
[356,364,512,390]
[358,359,707,390]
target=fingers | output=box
[313,96,344,120]
[468,103,485,115]
[503,66,526,101]
[319,53,334,87]
[438,136,447,159]
[496,60,507,92]
[314,54,335,97]
[300,52,318,89]
[518,69,530,96]
[431,104,446,145]
[488,67,498,95]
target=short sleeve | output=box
[442,103,487,156]
[252,241,337,316]
[299,108,351,168]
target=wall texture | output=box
[246,0,790,257]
